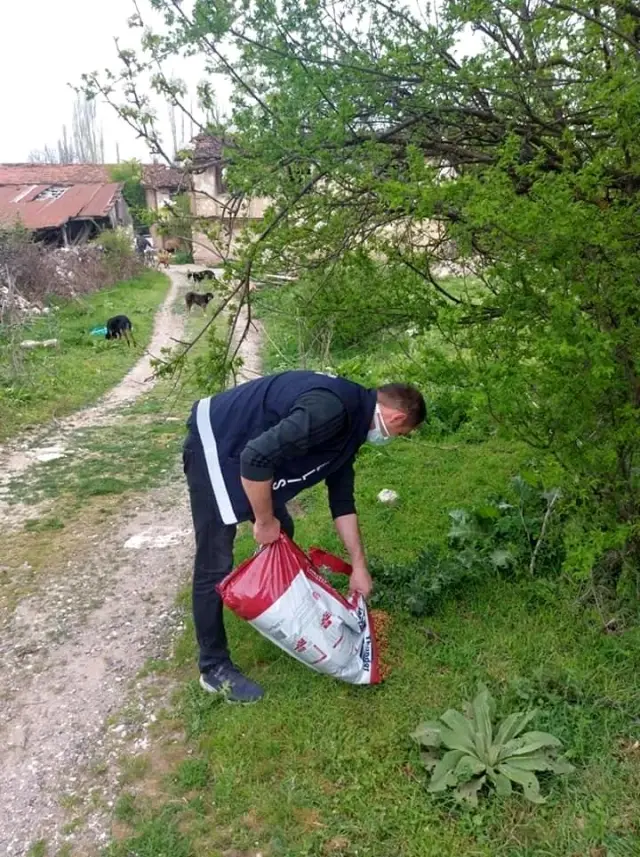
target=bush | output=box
[368,473,565,616]
[0,226,144,316]
[1,226,58,313]
[92,228,140,280]
[172,249,194,265]
[255,273,494,443]
[109,161,147,231]
[369,544,478,617]
[254,255,429,363]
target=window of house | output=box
[34,186,68,201]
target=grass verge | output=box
[104,432,640,857]
[101,283,640,857]
[0,270,169,440]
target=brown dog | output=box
[185,291,214,312]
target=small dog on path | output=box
[105,315,136,347]
[187,269,216,283]
[185,292,214,312]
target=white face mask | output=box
[367,405,392,445]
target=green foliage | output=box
[192,314,243,395]
[255,277,493,442]
[172,758,210,792]
[93,0,640,589]
[368,544,480,618]
[154,193,192,252]
[447,475,565,578]
[109,160,147,229]
[369,473,564,616]
[412,685,574,806]
[92,228,137,278]
[114,792,137,823]
[171,249,193,265]
[106,808,193,857]
[258,255,424,355]
[26,840,47,857]
[81,423,640,856]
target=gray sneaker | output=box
[200,662,264,704]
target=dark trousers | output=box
[183,436,294,672]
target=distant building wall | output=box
[191,169,268,264]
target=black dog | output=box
[185,292,214,312]
[187,269,216,283]
[105,315,136,347]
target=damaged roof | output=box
[141,164,188,190]
[0,164,114,185]
[191,133,233,172]
[0,163,189,191]
[0,182,123,230]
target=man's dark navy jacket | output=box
[186,371,376,524]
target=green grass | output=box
[102,279,640,857]
[103,432,640,857]
[104,438,640,857]
[27,840,47,857]
[2,291,218,514]
[0,270,169,440]
[10,274,628,857]
[6,419,185,508]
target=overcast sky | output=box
[0,0,228,164]
[0,1,479,165]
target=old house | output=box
[186,136,445,267]
[0,162,194,249]
[0,150,268,261]
[0,164,131,246]
[140,164,191,251]
[190,134,269,264]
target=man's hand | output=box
[334,514,372,598]
[253,516,281,546]
[349,564,373,599]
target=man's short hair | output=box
[377,383,427,427]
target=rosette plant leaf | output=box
[411,685,574,806]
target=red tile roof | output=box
[141,164,188,190]
[0,182,123,229]
[0,164,113,185]
[0,163,188,191]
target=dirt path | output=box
[0,270,183,526]
[0,269,263,857]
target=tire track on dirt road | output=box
[0,269,190,856]
[0,271,263,857]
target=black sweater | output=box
[239,389,356,518]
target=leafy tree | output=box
[87,0,640,595]
[109,160,148,231]
[154,192,194,251]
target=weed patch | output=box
[6,419,184,508]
